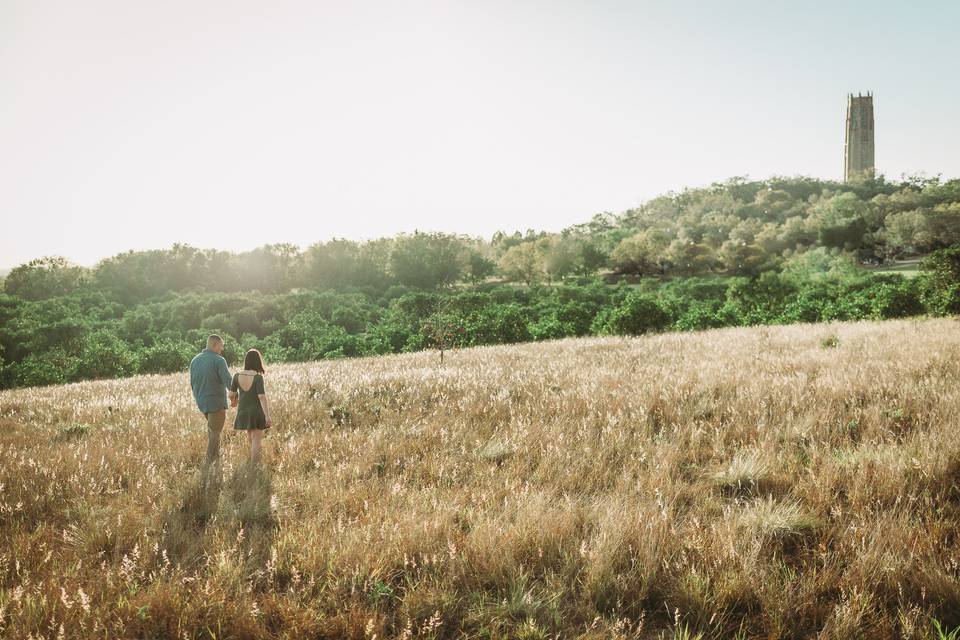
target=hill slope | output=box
[2,318,959,638]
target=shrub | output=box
[70,331,139,381]
[461,304,531,346]
[920,245,960,315]
[674,301,727,331]
[528,314,576,341]
[869,281,924,319]
[591,292,670,335]
[138,340,195,374]
[721,273,797,326]
[14,349,78,387]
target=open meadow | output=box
[2,317,960,639]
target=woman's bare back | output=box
[236,370,258,393]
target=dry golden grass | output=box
[2,317,960,639]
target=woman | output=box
[229,349,273,466]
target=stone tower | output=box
[844,92,875,182]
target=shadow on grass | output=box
[161,460,223,569]
[226,463,279,589]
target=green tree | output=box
[919,245,960,315]
[810,193,868,249]
[421,297,466,363]
[591,292,670,335]
[498,242,544,285]
[779,247,859,282]
[721,272,797,325]
[389,232,465,289]
[354,238,395,289]
[576,238,609,275]
[868,280,924,319]
[4,256,87,300]
[138,339,195,374]
[14,349,79,387]
[71,331,139,381]
[539,236,580,282]
[235,243,303,292]
[610,232,661,275]
[665,239,716,275]
[464,250,496,284]
[718,240,770,276]
[303,239,362,289]
[461,303,531,345]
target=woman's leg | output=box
[248,429,264,466]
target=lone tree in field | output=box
[422,297,464,364]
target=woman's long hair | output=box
[243,349,266,374]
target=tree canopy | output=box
[3,174,960,389]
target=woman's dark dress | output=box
[231,372,268,430]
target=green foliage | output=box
[13,349,78,387]
[932,619,960,640]
[610,231,661,275]
[721,273,797,326]
[498,242,544,284]
[867,278,924,319]
[919,245,960,315]
[3,256,87,300]
[592,291,670,335]
[820,334,839,349]
[54,423,93,442]
[539,236,580,281]
[671,623,706,640]
[138,339,195,374]
[421,299,466,362]
[7,174,960,389]
[718,240,774,275]
[0,264,947,389]
[390,231,465,289]
[303,239,369,289]
[810,192,869,248]
[71,330,139,380]
[779,246,859,282]
[465,250,497,284]
[465,303,531,345]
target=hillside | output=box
[4,175,960,391]
[2,318,959,638]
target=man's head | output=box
[206,334,224,354]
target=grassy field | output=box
[860,258,923,278]
[2,317,960,639]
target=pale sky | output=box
[2,0,958,269]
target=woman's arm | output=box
[258,393,272,427]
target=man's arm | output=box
[189,358,201,405]
[218,357,232,390]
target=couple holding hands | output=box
[189,335,273,467]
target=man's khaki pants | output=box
[205,409,226,464]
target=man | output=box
[189,334,233,466]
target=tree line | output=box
[2,174,959,388]
[6,174,960,302]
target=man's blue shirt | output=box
[189,349,232,413]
